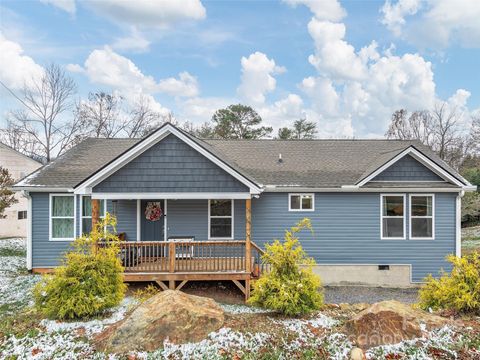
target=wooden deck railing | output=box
[114,240,251,274]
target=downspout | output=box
[455,190,465,257]
[21,191,32,271]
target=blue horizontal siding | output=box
[32,192,457,282]
[251,192,456,282]
[93,134,248,193]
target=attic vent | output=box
[278,153,283,163]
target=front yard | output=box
[462,226,480,255]
[0,238,479,359]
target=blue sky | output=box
[1,0,479,138]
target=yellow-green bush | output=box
[248,218,324,316]
[33,214,127,319]
[418,252,480,313]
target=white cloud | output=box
[300,76,339,116]
[258,93,305,129]
[380,0,421,36]
[79,47,199,98]
[237,52,285,104]
[447,89,471,109]
[307,19,367,81]
[157,72,199,98]
[283,0,346,22]
[381,0,480,49]
[39,0,76,15]
[65,63,84,73]
[0,33,44,90]
[178,96,234,123]
[284,0,450,137]
[84,0,206,29]
[111,28,151,53]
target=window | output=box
[381,194,405,239]
[17,211,27,220]
[50,194,75,241]
[289,194,314,211]
[209,200,233,239]
[81,196,106,235]
[410,195,434,239]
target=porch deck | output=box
[116,239,267,299]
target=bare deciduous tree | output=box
[386,102,471,169]
[76,92,168,139]
[2,63,81,162]
[125,95,167,138]
[0,118,43,161]
[76,92,123,138]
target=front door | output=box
[141,200,164,241]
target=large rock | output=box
[97,290,224,353]
[344,300,449,349]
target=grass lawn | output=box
[462,226,480,255]
[0,238,479,359]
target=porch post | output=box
[245,198,252,300]
[91,198,100,232]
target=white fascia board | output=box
[356,147,466,188]
[92,192,252,200]
[74,124,262,195]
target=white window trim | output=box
[409,194,435,240]
[208,199,234,240]
[49,194,76,242]
[380,194,406,240]
[80,195,106,235]
[288,193,315,212]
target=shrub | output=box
[133,284,160,303]
[33,214,127,319]
[248,218,324,316]
[418,252,480,314]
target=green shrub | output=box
[33,214,127,319]
[248,218,324,316]
[418,252,480,313]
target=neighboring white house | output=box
[0,142,42,238]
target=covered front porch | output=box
[89,194,265,299]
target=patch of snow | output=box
[0,237,39,312]
[137,327,271,360]
[40,297,138,336]
[219,303,273,314]
[0,237,26,252]
[0,331,95,359]
[366,326,459,359]
[275,312,338,333]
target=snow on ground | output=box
[0,238,40,312]
[40,297,138,336]
[219,303,273,314]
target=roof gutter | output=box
[12,186,73,192]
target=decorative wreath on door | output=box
[145,202,163,221]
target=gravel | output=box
[324,286,419,305]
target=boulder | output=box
[344,300,449,349]
[96,290,224,353]
[350,347,366,360]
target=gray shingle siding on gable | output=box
[93,134,248,193]
[251,192,456,282]
[371,154,444,182]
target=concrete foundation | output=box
[306,264,414,287]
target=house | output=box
[1,142,42,238]
[13,123,476,297]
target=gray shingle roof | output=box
[14,131,465,189]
